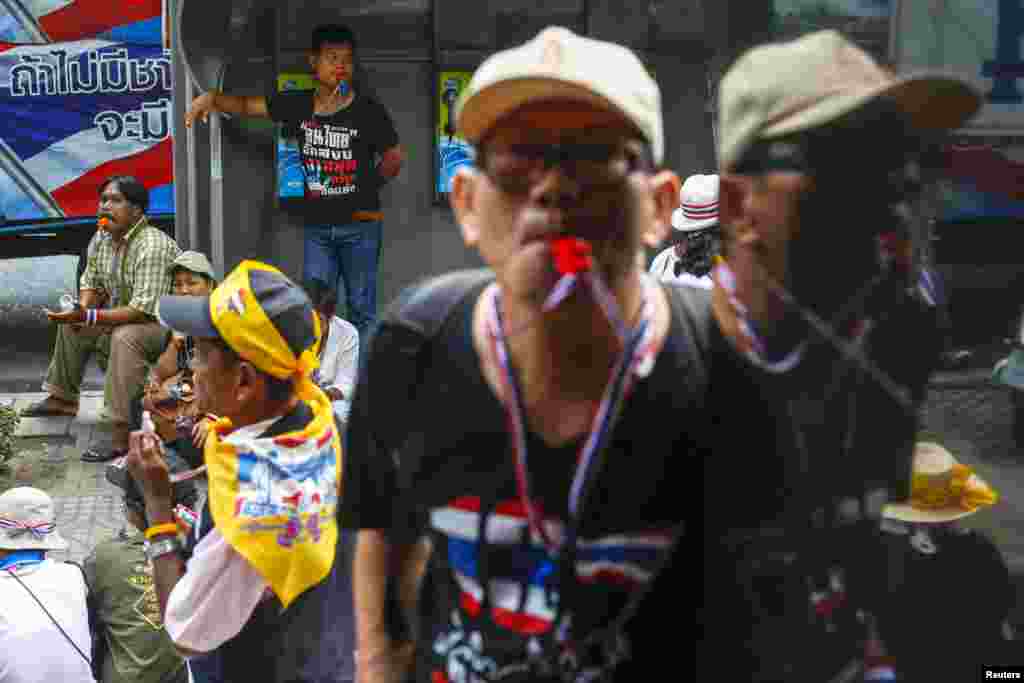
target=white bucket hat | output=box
[883,442,998,524]
[718,29,981,171]
[671,174,719,232]
[0,487,67,551]
[454,26,663,163]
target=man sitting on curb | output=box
[87,452,197,683]
[24,175,180,464]
[125,260,345,683]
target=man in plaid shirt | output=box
[22,176,181,463]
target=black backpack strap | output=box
[365,268,494,456]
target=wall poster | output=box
[435,69,474,204]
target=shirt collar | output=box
[0,550,45,571]
[116,215,147,244]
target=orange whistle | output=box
[97,217,109,229]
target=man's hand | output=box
[126,427,172,509]
[185,92,217,128]
[356,642,412,683]
[325,387,345,402]
[192,419,211,450]
[45,307,86,325]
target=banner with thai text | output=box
[0,0,171,222]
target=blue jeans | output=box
[303,220,382,341]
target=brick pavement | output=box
[2,390,126,564]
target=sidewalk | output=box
[1,390,123,564]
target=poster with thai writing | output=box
[436,69,474,202]
[0,0,171,222]
[895,0,1024,134]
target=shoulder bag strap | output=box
[7,565,93,668]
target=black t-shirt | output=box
[342,274,938,682]
[266,89,399,224]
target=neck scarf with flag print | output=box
[203,385,342,608]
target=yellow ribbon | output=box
[909,463,998,513]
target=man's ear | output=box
[235,361,261,405]
[449,166,481,247]
[719,173,756,250]
[642,170,681,249]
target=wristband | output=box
[144,537,181,562]
[85,309,97,326]
[144,522,179,540]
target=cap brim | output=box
[761,72,981,144]
[458,77,642,146]
[671,208,718,232]
[156,295,218,339]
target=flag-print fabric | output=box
[0,0,171,222]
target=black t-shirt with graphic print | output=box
[342,272,939,682]
[343,278,713,682]
[266,89,399,225]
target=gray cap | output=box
[168,251,216,281]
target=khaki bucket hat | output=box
[718,29,981,171]
[168,250,217,282]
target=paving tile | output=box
[15,416,71,437]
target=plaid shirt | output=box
[79,218,180,316]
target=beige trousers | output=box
[43,322,169,425]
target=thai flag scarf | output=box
[203,386,343,608]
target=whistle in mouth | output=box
[549,236,593,275]
[97,217,110,228]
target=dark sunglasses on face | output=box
[478,140,653,194]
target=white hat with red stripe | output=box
[671,173,719,232]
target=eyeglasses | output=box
[477,140,653,195]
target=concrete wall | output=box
[175,0,725,312]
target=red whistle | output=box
[97,217,110,229]
[549,236,593,275]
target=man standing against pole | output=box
[185,24,403,341]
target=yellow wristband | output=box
[144,523,179,540]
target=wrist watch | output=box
[145,537,181,562]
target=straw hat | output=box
[0,487,68,551]
[883,442,999,523]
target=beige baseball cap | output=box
[454,26,664,163]
[718,29,981,171]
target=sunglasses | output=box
[477,140,653,194]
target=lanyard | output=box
[712,259,806,373]
[484,280,654,556]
